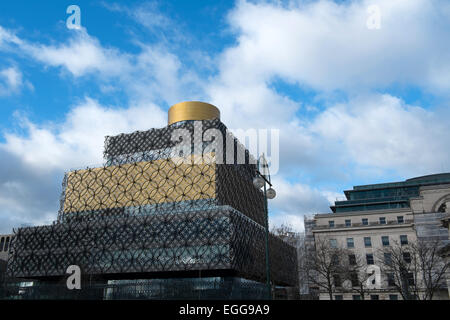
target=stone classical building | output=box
[441,214,450,298]
[308,174,450,300]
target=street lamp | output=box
[253,154,275,299]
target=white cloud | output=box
[310,93,450,176]
[104,2,171,32]
[2,98,166,171]
[1,66,21,88]
[254,91,450,232]
[25,30,132,78]
[0,148,62,233]
[0,25,22,48]
[218,0,450,93]
[0,25,203,107]
[0,26,132,78]
[270,213,306,232]
[270,177,336,215]
[0,66,24,95]
[205,0,450,182]
[0,98,167,233]
[268,177,341,231]
[128,44,206,104]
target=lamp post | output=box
[252,154,276,299]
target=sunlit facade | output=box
[309,174,450,300]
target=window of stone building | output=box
[387,273,395,286]
[329,239,337,248]
[333,275,342,288]
[347,238,354,248]
[350,273,359,287]
[352,295,361,300]
[364,237,372,247]
[379,217,386,224]
[370,295,379,300]
[334,295,343,300]
[400,235,408,245]
[407,273,415,286]
[0,237,4,251]
[366,254,374,265]
[403,252,411,263]
[389,294,398,300]
[345,219,351,227]
[362,218,369,225]
[331,254,340,266]
[397,216,404,224]
[384,253,392,266]
[382,236,390,246]
[329,220,335,228]
[349,254,357,265]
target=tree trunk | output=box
[328,278,333,300]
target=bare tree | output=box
[300,236,351,300]
[294,232,317,298]
[271,223,300,246]
[376,239,449,300]
[271,223,294,236]
[271,223,301,249]
[271,224,314,298]
[340,253,374,300]
[411,239,449,299]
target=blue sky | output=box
[0,0,450,233]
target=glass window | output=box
[382,236,390,246]
[389,294,398,300]
[397,216,404,224]
[384,253,392,266]
[329,239,337,248]
[362,218,369,225]
[352,295,361,300]
[331,254,339,266]
[403,252,411,263]
[364,237,372,247]
[347,238,354,248]
[387,273,395,286]
[350,273,359,287]
[329,221,335,228]
[366,254,374,265]
[334,295,343,300]
[0,237,4,252]
[407,273,414,286]
[379,217,386,225]
[400,235,408,245]
[370,295,379,300]
[333,275,341,287]
[349,254,357,265]
[345,219,351,227]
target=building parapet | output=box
[312,219,414,232]
[314,207,411,218]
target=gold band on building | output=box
[168,101,220,125]
[63,157,217,213]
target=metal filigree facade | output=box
[7,119,298,290]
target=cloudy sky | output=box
[0,0,449,233]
